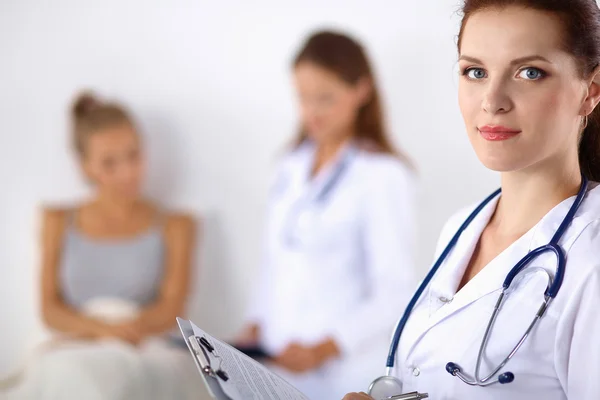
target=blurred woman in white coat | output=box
[234,30,418,399]
[344,0,600,399]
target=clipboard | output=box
[177,317,311,400]
[177,317,232,400]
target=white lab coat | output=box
[246,141,418,399]
[396,182,600,400]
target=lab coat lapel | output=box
[403,196,497,357]
[405,195,537,358]
[427,185,590,324]
[526,192,581,250]
[302,141,355,203]
[444,192,585,322]
[430,236,532,326]
[403,184,594,362]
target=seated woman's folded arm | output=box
[138,213,197,335]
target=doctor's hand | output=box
[342,393,374,400]
[274,339,340,373]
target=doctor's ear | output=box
[580,65,600,117]
[354,76,374,107]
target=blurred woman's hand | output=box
[96,320,144,345]
[234,324,261,347]
[274,338,340,373]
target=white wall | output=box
[0,0,499,375]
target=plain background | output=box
[0,0,498,376]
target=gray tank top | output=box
[59,212,165,308]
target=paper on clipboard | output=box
[176,318,310,400]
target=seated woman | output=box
[21,92,202,400]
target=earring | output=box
[583,115,589,130]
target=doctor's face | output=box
[458,6,589,173]
[294,61,366,144]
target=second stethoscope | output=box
[282,145,357,248]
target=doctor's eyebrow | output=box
[458,55,553,65]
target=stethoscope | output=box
[368,175,589,399]
[282,145,357,248]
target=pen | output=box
[386,391,429,400]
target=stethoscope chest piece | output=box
[368,374,404,399]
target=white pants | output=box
[14,337,206,400]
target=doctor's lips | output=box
[478,125,522,141]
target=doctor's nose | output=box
[482,82,513,114]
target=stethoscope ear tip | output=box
[498,372,514,384]
[446,362,514,385]
[445,362,460,375]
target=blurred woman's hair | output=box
[293,30,411,163]
[71,92,135,158]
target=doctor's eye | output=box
[463,67,487,80]
[517,67,546,81]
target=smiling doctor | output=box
[343,0,600,399]
[234,31,418,399]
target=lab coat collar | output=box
[297,139,358,203]
[405,183,599,360]
[405,191,562,359]
[526,181,600,251]
[423,193,506,322]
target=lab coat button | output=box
[412,367,421,377]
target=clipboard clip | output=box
[188,335,230,382]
